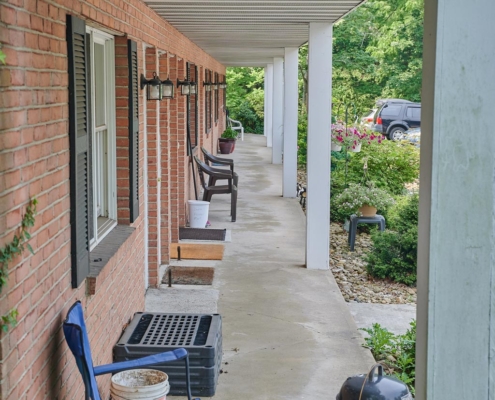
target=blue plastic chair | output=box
[63,301,199,400]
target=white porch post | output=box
[264,66,267,137]
[282,47,298,198]
[265,63,273,146]
[272,57,284,164]
[416,0,495,399]
[306,23,332,270]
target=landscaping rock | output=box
[329,222,416,304]
[298,170,417,305]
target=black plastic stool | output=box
[348,214,385,251]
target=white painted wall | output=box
[282,48,298,198]
[265,63,274,147]
[272,57,284,164]
[416,0,495,398]
[306,23,332,270]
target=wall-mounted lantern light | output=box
[189,81,197,95]
[211,81,218,91]
[219,79,227,89]
[177,78,191,95]
[160,77,174,99]
[203,81,211,92]
[141,72,162,101]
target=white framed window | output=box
[87,27,117,249]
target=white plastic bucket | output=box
[110,369,169,400]
[188,200,210,228]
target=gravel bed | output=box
[330,223,416,304]
[298,169,417,305]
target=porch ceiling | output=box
[144,0,364,66]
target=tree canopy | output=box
[226,0,424,130]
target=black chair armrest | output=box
[201,146,234,173]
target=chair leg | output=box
[185,356,192,400]
[348,216,358,251]
[231,186,237,222]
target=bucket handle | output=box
[358,363,384,400]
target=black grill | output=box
[114,312,222,397]
[128,314,211,346]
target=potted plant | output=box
[332,183,395,217]
[219,127,238,154]
[331,123,345,151]
[332,124,385,152]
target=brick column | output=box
[177,59,187,229]
[159,53,171,265]
[115,37,132,223]
[145,47,160,286]
[168,56,180,242]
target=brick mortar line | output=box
[1,26,69,43]
[0,117,67,135]
[0,102,68,113]
[0,85,69,92]
[0,178,69,225]
[0,66,66,74]
[0,213,70,255]
[4,280,72,396]
[0,146,67,167]
[5,235,70,318]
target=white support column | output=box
[306,23,332,270]
[266,63,273,147]
[272,57,284,164]
[282,48,298,198]
[416,0,495,399]
[264,67,267,137]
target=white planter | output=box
[331,142,342,151]
[350,143,362,152]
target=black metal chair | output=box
[194,155,237,222]
[200,147,238,187]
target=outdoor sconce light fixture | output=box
[141,72,163,101]
[160,77,174,99]
[203,81,211,92]
[177,78,191,95]
[189,81,197,95]
[219,80,227,89]
[211,81,218,91]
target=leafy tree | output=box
[226,67,264,134]
[367,0,424,102]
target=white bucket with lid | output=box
[110,369,169,400]
[188,200,210,228]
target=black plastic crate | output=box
[113,312,222,396]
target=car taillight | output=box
[376,116,382,124]
[366,117,373,122]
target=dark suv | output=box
[372,99,421,140]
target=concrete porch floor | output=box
[147,133,375,399]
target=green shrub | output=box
[297,113,308,165]
[331,141,420,196]
[230,101,263,134]
[366,194,419,286]
[361,321,416,395]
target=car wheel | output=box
[388,127,406,140]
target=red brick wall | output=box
[0,0,226,398]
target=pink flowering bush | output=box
[331,123,385,150]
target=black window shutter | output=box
[128,39,139,222]
[67,15,90,288]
